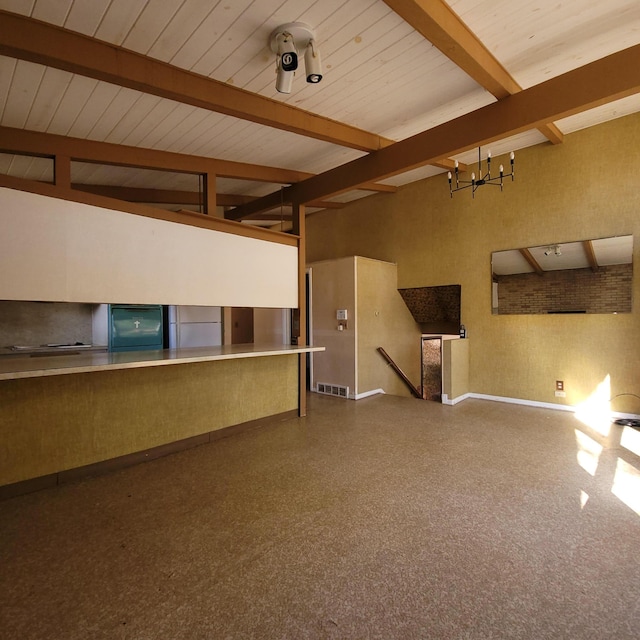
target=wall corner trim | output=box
[353,388,385,400]
[442,393,472,406]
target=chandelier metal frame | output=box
[448,147,515,198]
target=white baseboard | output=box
[468,393,576,412]
[320,386,640,419]
[352,388,385,400]
[442,393,472,406]
[457,393,640,420]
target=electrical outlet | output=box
[556,380,564,391]
[555,390,566,398]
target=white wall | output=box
[0,188,298,308]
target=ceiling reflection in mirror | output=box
[492,235,633,315]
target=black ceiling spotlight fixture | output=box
[269,22,322,94]
[448,147,514,198]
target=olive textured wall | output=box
[307,113,640,413]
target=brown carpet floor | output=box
[1,393,639,639]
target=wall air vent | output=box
[316,382,349,399]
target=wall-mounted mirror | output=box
[492,235,633,315]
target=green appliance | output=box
[108,304,164,352]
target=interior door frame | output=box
[421,336,443,402]
[306,267,313,391]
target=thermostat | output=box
[336,309,348,320]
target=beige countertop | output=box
[0,344,324,381]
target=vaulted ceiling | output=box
[1,0,639,224]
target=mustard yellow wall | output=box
[309,256,421,397]
[307,113,640,413]
[442,338,469,401]
[0,356,298,486]
[356,257,421,397]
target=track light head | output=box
[272,30,297,94]
[275,68,294,94]
[276,32,298,72]
[269,22,322,93]
[304,38,322,83]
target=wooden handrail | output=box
[377,347,422,399]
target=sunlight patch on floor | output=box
[620,426,640,457]
[574,429,603,476]
[612,457,640,516]
[580,490,589,509]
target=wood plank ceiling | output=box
[0,0,639,222]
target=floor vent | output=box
[316,382,349,399]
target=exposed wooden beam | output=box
[383,0,519,98]
[0,126,310,183]
[242,212,293,222]
[54,155,71,189]
[537,123,564,145]
[583,240,600,272]
[519,248,544,276]
[0,10,393,153]
[242,201,345,220]
[203,172,215,215]
[216,194,257,208]
[383,0,564,145]
[0,127,395,194]
[359,182,398,193]
[435,157,468,172]
[226,192,290,220]
[230,44,640,216]
[226,186,382,220]
[72,184,202,205]
[0,173,298,247]
[72,183,345,212]
[292,202,307,416]
[306,200,346,210]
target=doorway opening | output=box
[421,337,442,402]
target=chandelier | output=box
[448,147,514,198]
